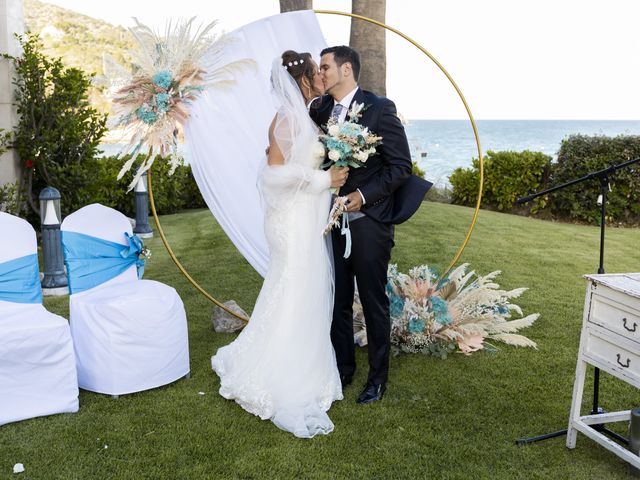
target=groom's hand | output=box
[344,191,363,212]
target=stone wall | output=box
[0,0,23,186]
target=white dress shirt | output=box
[333,86,359,123]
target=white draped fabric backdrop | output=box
[184,11,328,277]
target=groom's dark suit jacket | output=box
[310,88,431,224]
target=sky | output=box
[41,0,640,120]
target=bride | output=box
[211,50,348,438]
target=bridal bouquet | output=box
[320,102,382,169]
[320,102,382,236]
[110,18,253,191]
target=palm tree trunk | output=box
[279,0,312,12]
[349,0,386,96]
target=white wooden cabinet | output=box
[567,273,640,467]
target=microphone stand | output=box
[514,157,640,446]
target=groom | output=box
[311,46,431,404]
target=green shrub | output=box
[483,150,552,211]
[0,182,20,215]
[549,135,640,225]
[64,154,205,218]
[3,33,108,222]
[412,160,426,178]
[0,129,20,215]
[449,160,480,206]
[450,150,552,213]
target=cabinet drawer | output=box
[590,294,640,343]
[585,332,640,385]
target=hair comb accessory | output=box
[285,57,305,71]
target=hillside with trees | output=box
[24,0,136,111]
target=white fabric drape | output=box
[184,11,327,277]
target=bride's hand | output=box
[329,166,349,188]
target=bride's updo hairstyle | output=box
[281,50,315,96]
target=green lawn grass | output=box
[2,202,640,479]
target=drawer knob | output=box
[617,353,631,368]
[623,317,637,332]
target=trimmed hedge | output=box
[548,135,640,224]
[449,136,640,225]
[450,150,552,212]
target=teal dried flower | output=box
[136,104,158,125]
[389,293,405,319]
[155,93,170,112]
[408,316,425,333]
[152,70,173,90]
[431,296,452,325]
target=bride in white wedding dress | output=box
[211,51,348,438]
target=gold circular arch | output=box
[315,9,484,277]
[147,168,248,320]
[147,10,484,322]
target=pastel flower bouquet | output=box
[354,263,540,358]
[321,102,382,170]
[321,102,383,236]
[110,18,253,191]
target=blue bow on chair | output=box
[62,231,147,294]
[122,232,146,279]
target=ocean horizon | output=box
[404,119,640,186]
[99,119,640,187]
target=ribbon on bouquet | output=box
[341,213,352,259]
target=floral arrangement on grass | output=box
[111,18,253,191]
[321,102,382,170]
[354,263,539,358]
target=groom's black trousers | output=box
[331,215,394,386]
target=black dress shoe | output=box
[340,374,353,388]
[356,383,386,404]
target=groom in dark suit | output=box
[310,46,431,404]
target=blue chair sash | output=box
[0,253,43,304]
[62,231,145,294]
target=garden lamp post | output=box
[133,171,153,238]
[39,186,68,295]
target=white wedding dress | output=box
[211,59,343,438]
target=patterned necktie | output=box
[330,103,344,121]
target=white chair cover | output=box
[184,10,328,277]
[0,212,79,426]
[61,204,190,396]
